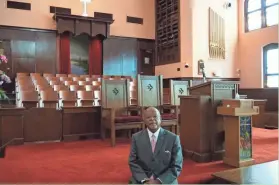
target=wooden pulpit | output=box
[180,80,239,162]
[217,99,259,167]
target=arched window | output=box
[245,0,278,32]
[263,43,278,88]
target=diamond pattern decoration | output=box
[147,84,153,91]
[112,88,119,95]
[178,88,184,94]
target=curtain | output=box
[88,37,103,75]
[59,32,71,74]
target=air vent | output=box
[127,16,143,24]
[94,12,113,20]
[50,6,71,14]
[7,1,31,10]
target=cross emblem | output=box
[147,84,153,91]
[112,88,119,95]
[80,0,91,16]
[179,88,184,94]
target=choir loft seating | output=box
[4,73,191,147]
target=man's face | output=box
[144,108,161,131]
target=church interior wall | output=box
[237,0,278,88]
[155,0,238,79]
[0,0,155,39]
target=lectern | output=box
[217,99,259,167]
[180,80,239,162]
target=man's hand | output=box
[145,179,161,184]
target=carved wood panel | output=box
[54,13,113,38]
[156,0,180,65]
[170,80,189,105]
[137,75,163,107]
[101,79,129,108]
[0,27,57,77]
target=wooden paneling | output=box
[138,39,155,76]
[0,107,25,146]
[155,0,180,65]
[35,32,57,73]
[103,37,155,77]
[103,37,138,77]
[0,26,57,77]
[238,88,278,111]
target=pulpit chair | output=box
[137,75,179,134]
[163,80,191,134]
[101,79,143,147]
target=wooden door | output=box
[139,49,154,76]
[103,37,138,77]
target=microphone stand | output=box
[201,69,207,83]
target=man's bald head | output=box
[143,107,161,132]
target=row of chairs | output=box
[15,73,190,146]
[15,73,136,108]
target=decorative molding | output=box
[53,13,114,38]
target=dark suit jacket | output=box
[129,128,183,184]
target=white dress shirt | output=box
[147,128,160,144]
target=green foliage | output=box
[0,88,9,100]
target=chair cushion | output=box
[115,115,142,123]
[161,113,177,120]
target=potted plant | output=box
[0,54,11,102]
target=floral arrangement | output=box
[0,54,8,64]
[0,54,11,101]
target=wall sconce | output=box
[236,68,241,77]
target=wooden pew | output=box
[137,75,179,134]
[101,79,143,146]
[238,88,278,128]
[7,73,136,145]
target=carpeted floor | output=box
[0,128,277,184]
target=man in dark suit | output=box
[129,107,183,184]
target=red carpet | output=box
[0,128,277,184]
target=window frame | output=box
[263,43,278,88]
[244,0,278,32]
